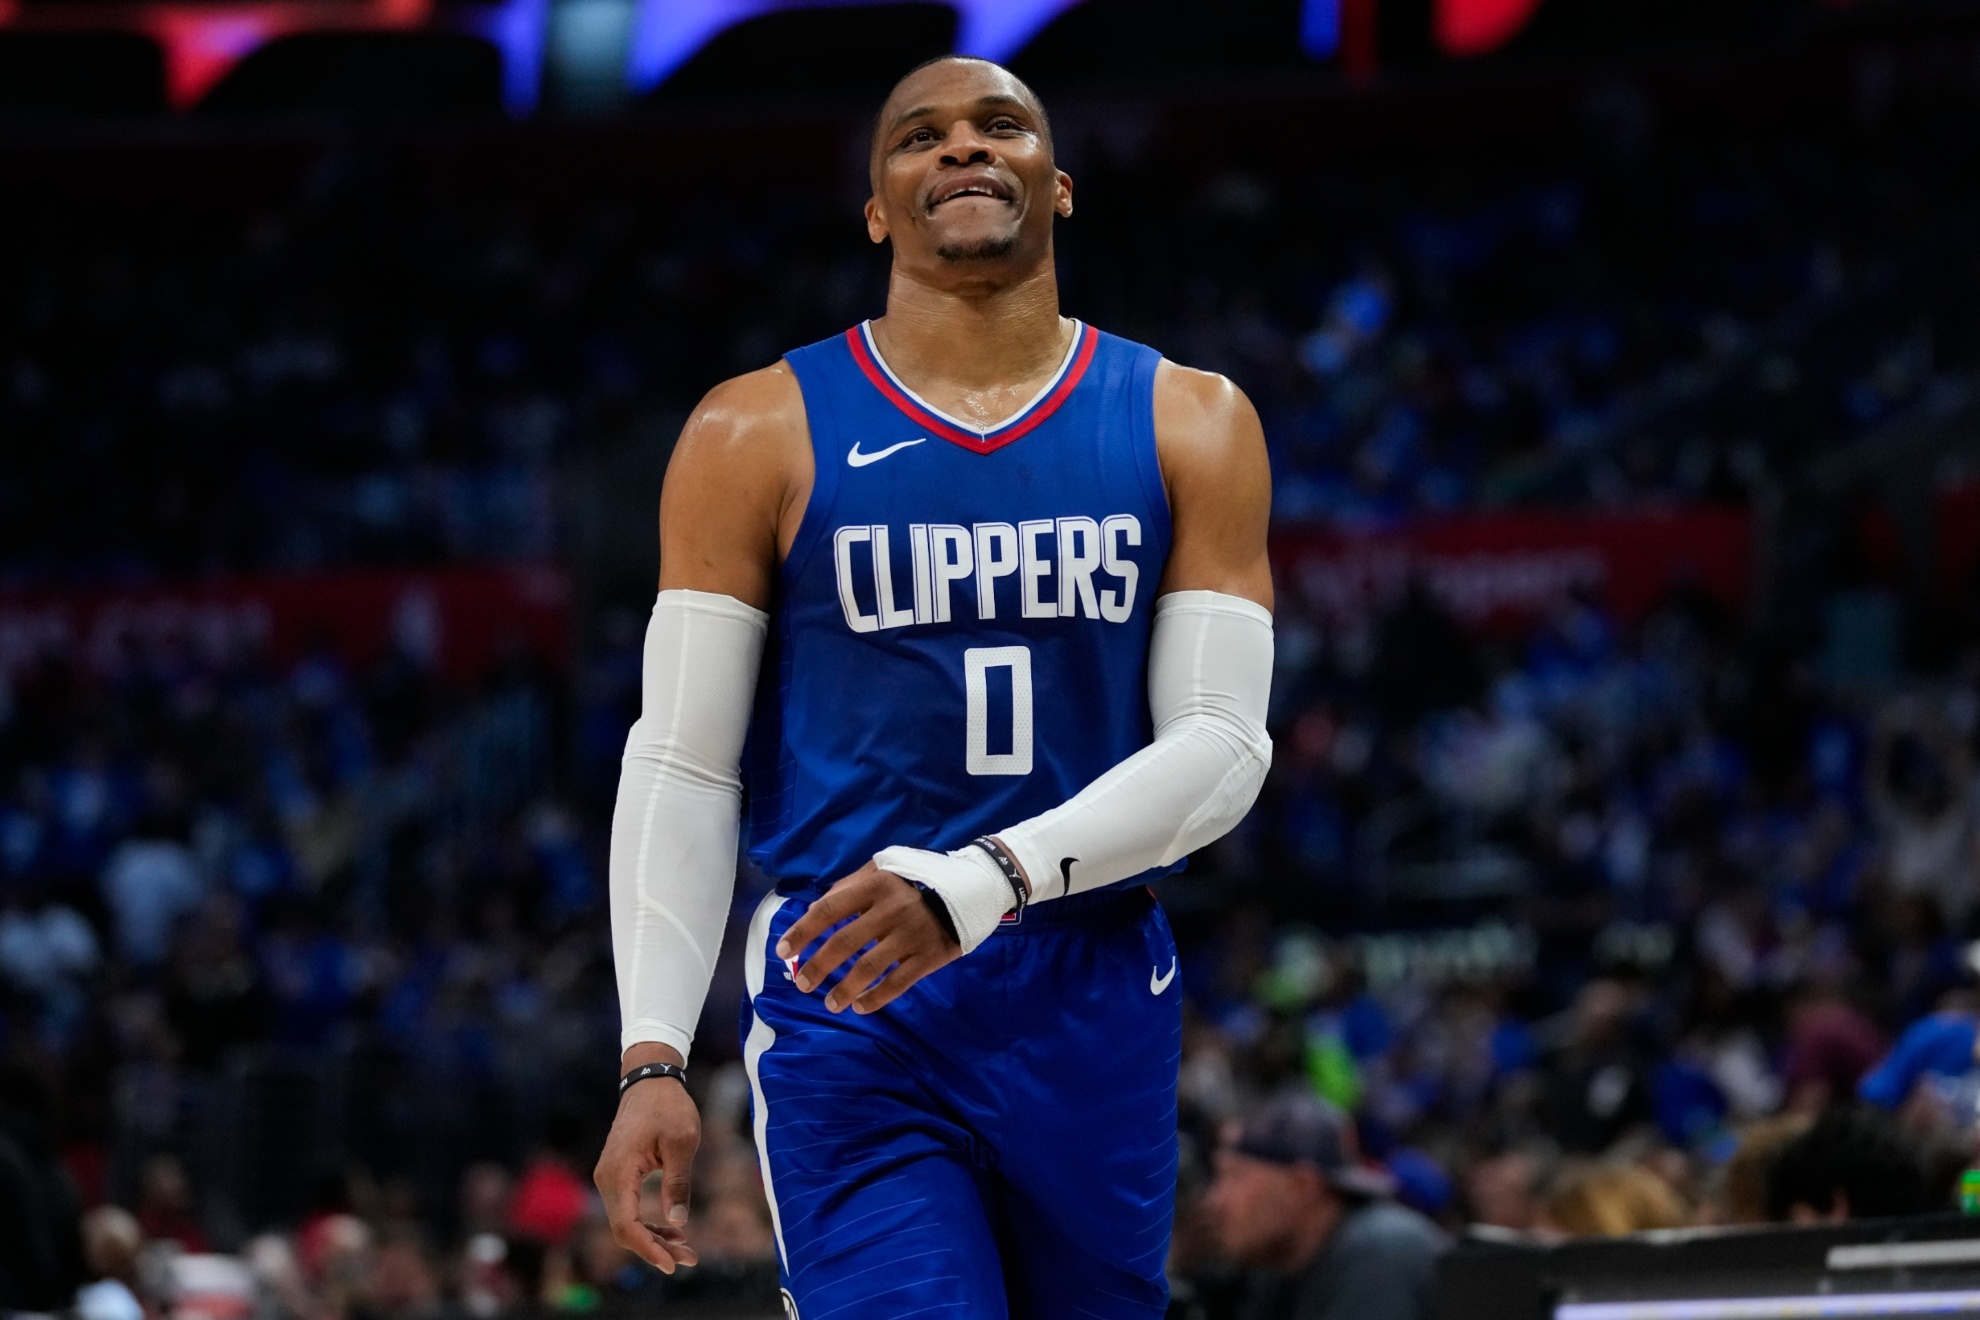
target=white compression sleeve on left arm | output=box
[877,590,1273,949]
[609,589,767,1059]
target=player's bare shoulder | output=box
[1150,359,1273,605]
[658,363,815,604]
[670,363,810,485]
[1151,360,1266,479]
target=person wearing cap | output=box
[1200,1093,1447,1320]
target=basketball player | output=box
[595,55,1274,1318]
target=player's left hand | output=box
[776,861,962,1014]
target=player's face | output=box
[866,63,1071,273]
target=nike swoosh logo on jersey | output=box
[1151,959,1177,995]
[846,438,926,467]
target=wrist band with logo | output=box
[619,1061,687,1097]
[969,836,1030,917]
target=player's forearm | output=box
[998,591,1273,896]
[609,590,767,1061]
[876,591,1273,950]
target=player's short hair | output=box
[869,55,1055,177]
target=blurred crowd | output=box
[6,579,1979,1318]
[3,27,1980,1320]
[6,40,1979,589]
[1163,587,1980,1316]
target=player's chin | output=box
[932,230,1024,264]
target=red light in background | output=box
[145,6,284,106]
[1341,0,1377,82]
[1434,0,1543,56]
[0,0,433,108]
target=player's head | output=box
[865,56,1072,278]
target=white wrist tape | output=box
[999,590,1273,899]
[872,590,1273,947]
[871,843,1013,955]
[609,589,768,1059]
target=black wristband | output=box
[618,1061,687,1098]
[970,836,1029,916]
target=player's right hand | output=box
[595,1047,701,1274]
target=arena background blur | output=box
[5,0,1980,1316]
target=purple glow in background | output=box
[626,0,1090,95]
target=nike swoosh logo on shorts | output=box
[1150,960,1177,995]
[846,438,926,467]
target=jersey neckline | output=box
[845,320,1099,455]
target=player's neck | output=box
[872,259,1068,393]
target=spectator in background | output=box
[299,1214,373,1320]
[134,1155,206,1252]
[1858,1006,1980,1115]
[76,1207,141,1315]
[458,1164,514,1240]
[1541,979,1654,1153]
[0,883,99,1025]
[1710,1116,1813,1225]
[1781,988,1885,1113]
[1541,1162,1688,1237]
[507,1107,593,1249]
[1765,1106,1934,1222]
[354,1227,451,1320]
[1463,1143,1559,1233]
[1202,1094,1447,1320]
[1870,705,1980,930]
[99,800,203,969]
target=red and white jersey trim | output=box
[846,319,1099,455]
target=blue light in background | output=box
[456,0,552,110]
[1301,0,1341,58]
[625,0,1089,96]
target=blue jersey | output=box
[743,320,1174,893]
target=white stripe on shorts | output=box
[742,892,791,1271]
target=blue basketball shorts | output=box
[737,885,1183,1320]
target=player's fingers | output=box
[657,1130,697,1231]
[851,954,929,1014]
[600,1160,673,1271]
[825,937,903,1012]
[794,911,880,992]
[638,1223,700,1270]
[776,878,868,961]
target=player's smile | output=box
[926,173,1016,214]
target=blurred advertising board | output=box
[1272,508,1752,628]
[0,565,569,681]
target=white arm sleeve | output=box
[609,589,768,1059]
[877,589,1273,952]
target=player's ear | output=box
[864,195,890,244]
[1055,170,1074,219]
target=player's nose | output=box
[937,120,995,166]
